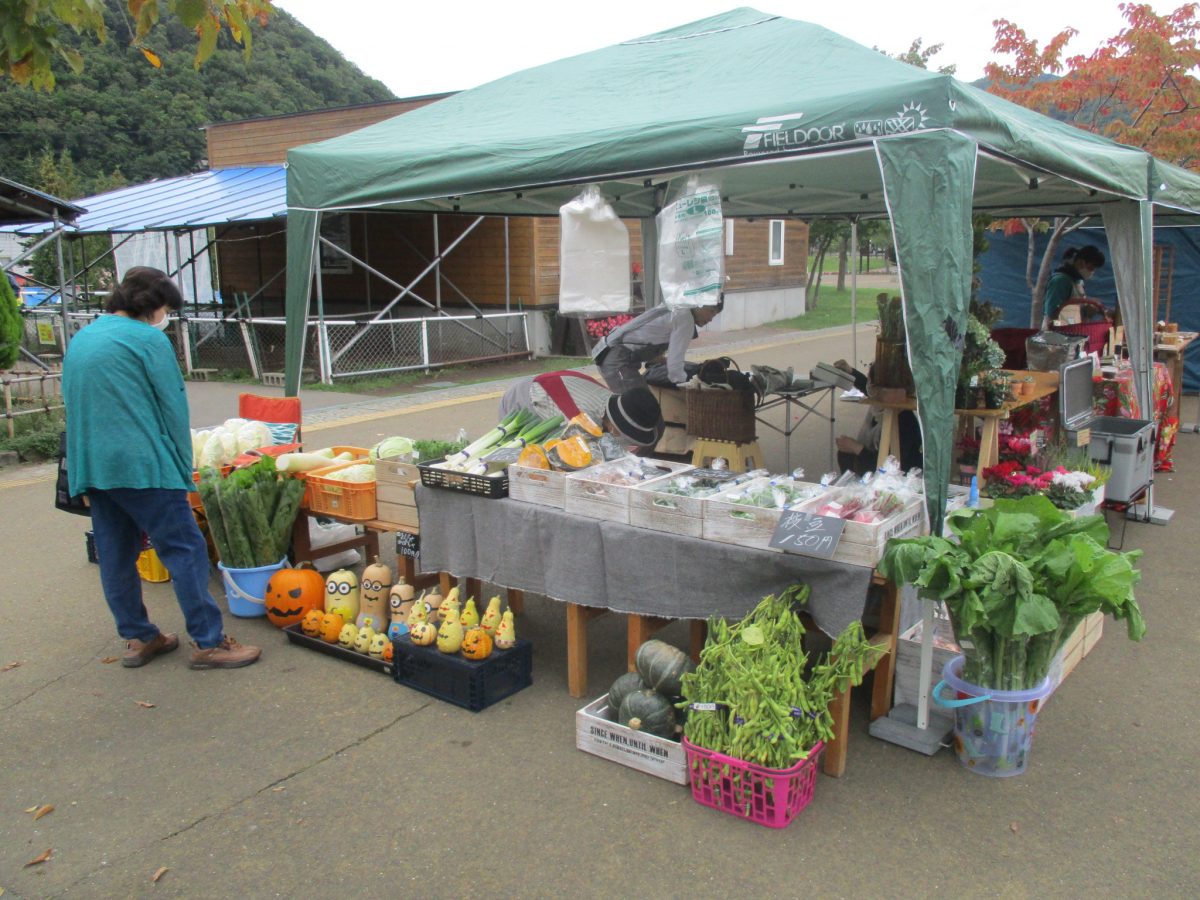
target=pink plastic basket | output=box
[681,737,823,828]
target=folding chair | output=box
[238,393,302,445]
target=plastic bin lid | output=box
[1059,357,1095,431]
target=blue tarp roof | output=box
[3,166,285,235]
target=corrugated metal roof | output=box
[5,166,286,235]
[0,175,85,225]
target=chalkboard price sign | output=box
[395,531,420,559]
[768,510,844,559]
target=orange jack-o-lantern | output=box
[319,612,345,643]
[460,626,493,661]
[409,621,437,646]
[264,562,326,628]
[300,609,325,637]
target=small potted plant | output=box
[978,369,1011,410]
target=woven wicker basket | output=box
[685,387,757,443]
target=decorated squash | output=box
[324,569,360,624]
[381,641,394,663]
[517,444,550,470]
[618,689,677,738]
[423,587,443,620]
[264,561,325,628]
[493,610,517,650]
[406,593,429,630]
[368,631,390,658]
[606,672,648,718]
[635,639,694,697]
[301,608,325,637]
[353,625,376,654]
[436,616,464,654]
[388,578,416,628]
[357,557,392,632]
[480,596,503,637]
[460,598,480,629]
[460,626,493,661]
[409,621,437,646]
[320,612,345,643]
[437,587,461,624]
[337,622,360,650]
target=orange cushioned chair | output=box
[238,393,303,445]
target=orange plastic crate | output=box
[305,459,377,521]
[297,447,371,509]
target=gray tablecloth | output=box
[414,485,873,637]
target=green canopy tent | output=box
[285,7,1200,531]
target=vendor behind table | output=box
[591,294,724,393]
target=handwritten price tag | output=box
[768,510,844,559]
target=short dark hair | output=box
[105,267,183,318]
[1075,245,1105,269]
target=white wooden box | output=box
[565,459,692,524]
[701,477,827,550]
[508,463,568,509]
[628,467,721,537]
[376,458,421,484]
[575,696,688,784]
[794,492,926,567]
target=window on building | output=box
[768,220,785,266]
[725,219,735,256]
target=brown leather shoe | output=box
[188,635,261,670]
[121,632,179,668]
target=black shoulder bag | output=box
[55,431,91,516]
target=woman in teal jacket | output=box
[63,268,260,670]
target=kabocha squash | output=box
[436,616,464,654]
[606,672,648,718]
[461,626,493,661]
[635,639,694,697]
[480,596,503,637]
[618,690,677,738]
[264,562,325,628]
[563,412,603,439]
[357,557,392,632]
[301,608,325,637]
[494,610,517,649]
[546,435,593,471]
[460,598,480,629]
[517,444,550,470]
[409,621,437,646]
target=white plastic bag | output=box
[558,185,631,315]
[657,182,724,309]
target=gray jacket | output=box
[591,306,696,384]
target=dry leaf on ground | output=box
[135,700,156,709]
[100,656,121,664]
[1,661,21,672]
[1009,822,1019,834]
[24,806,39,814]
[33,805,54,820]
[151,867,168,883]
[24,849,52,867]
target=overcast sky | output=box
[274,1,1138,97]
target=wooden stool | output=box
[691,438,763,472]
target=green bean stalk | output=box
[680,584,883,772]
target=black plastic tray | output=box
[417,457,509,499]
[391,636,531,711]
[283,623,393,676]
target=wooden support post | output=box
[566,602,607,699]
[823,685,852,777]
[870,577,901,721]
[465,577,482,603]
[689,619,707,663]
[439,572,454,597]
[626,614,672,671]
[507,589,524,615]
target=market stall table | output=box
[414,484,900,776]
[854,370,1059,471]
[1153,331,1196,420]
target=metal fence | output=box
[18,308,530,384]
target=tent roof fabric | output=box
[286,7,1200,221]
[5,166,286,235]
[0,176,85,226]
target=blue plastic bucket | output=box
[217,558,289,618]
[933,654,1053,777]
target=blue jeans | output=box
[88,488,225,649]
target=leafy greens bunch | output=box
[196,457,305,569]
[879,494,1144,691]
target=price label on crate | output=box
[395,531,420,559]
[768,510,844,559]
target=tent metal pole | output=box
[504,217,511,353]
[433,214,441,313]
[53,212,70,348]
[315,218,331,385]
[850,217,858,369]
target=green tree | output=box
[0,274,21,369]
[892,37,957,75]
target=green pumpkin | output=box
[618,690,676,738]
[606,672,647,718]
[634,639,694,698]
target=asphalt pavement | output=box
[1,321,1197,898]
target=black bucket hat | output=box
[607,387,665,448]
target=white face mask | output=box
[152,310,171,331]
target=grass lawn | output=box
[769,282,896,331]
[809,255,896,275]
[300,355,586,393]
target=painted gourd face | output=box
[264,563,326,628]
[389,588,414,624]
[368,632,389,657]
[460,599,480,628]
[353,626,375,654]
[301,609,325,636]
[409,621,437,646]
[324,569,360,622]
[381,642,394,663]
[437,598,460,626]
[461,626,493,661]
[338,623,359,649]
[360,559,391,618]
[436,617,464,654]
[320,613,345,643]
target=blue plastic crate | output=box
[391,636,531,711]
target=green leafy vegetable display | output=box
[878,494,1144,690]
[680,585,882,770]
[196,457,306,569]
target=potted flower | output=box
[978,369,1011,410]
[956,433,981,477]
[980,461,1099,511]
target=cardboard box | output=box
[575,696,688,784]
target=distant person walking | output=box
[63,267,260,670]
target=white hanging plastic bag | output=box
[558,185,631,315]
[657,183,724,309]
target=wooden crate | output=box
[1082,610,1105,655]
[575,696,687,784]
[376,458,421,484]
[375,499,419,529]
[374,461,419,529]
[794,492,926,567]
[508,463,568,509]
[565,459,692,524]
[701,477,827,549]
[376,476,417,506]
[628,471,709,538]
